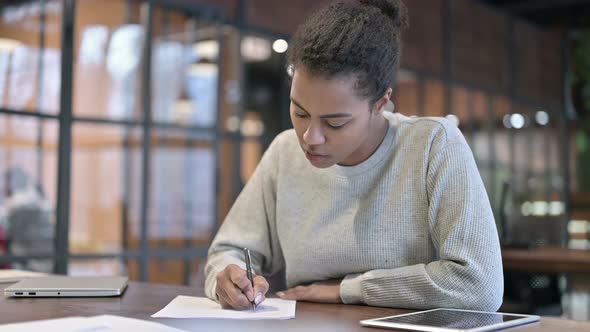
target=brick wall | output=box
[402,0,444,74]
[450,0,511,93]
[188,0,564,110]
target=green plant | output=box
[573,31,590,192]
[573,31,590,115]
[574,32,590,81]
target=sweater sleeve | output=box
[340,136,504,311]
[204,136,285,301]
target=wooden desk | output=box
[502,246,590,274]
[1,281,589,331]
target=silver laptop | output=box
[3,276,128,298]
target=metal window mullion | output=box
[121,129,131,272]
[507,20,516,196]
[231,33,245,202]
[53,0,76,275]
[72,115,142,126]
[183,134,195,285]
[559,34,571,244]
[156,136,166,250]
[183,16,198,286]
[209,23,225,244]
[0,247,210,263]
[35,0,48,184]
[180,15,198,285]
[487,95,497,222]
[544,110,552,204]
[230,0,247,201]
[525,108,534,194]
[138,1,155,282]
[120,0,137,275]
[157,6,170,258]
[0,108,58,119]
[442,0,452,116]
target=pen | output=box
[243,247,256,311]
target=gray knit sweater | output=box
[204,112,503,311]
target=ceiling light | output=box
[509,113,525,129]
[241,36,271,62]
[535,110,549,126]
[192,40,219,61]
[272,39,288,53]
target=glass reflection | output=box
[151,40,189,123]
[149,137,215,244]
[70,258,126,277]
[0,0,62,114]
[106,24,145,119]
[151,35,219,126]
[8,46,36,109]
[184,62,218,126]
[70,124,142,255]
[0,48,10,106]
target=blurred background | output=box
[0,0,589,321]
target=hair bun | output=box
[359,0,409,29]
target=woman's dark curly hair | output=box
[287,0,409,108]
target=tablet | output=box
[360,308,539,332]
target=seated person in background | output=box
[0,166,54,272]
[204,0,503,311]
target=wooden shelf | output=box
[502,245,590,274]
[572,210,590,220]
[571,192,590,206]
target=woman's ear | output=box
[374,88,393,113]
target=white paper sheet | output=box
[0,315,185,332]
[0,269,48,283]
[0,317,106,332]
[151,295,296,320]
[87,315,185,331]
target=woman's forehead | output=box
[291,69,367,107]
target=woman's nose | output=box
[303,122,326,145]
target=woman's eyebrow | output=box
[290,97,308,112]
[290,97,352,118]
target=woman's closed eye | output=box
[293,110,349,129]
[325,121,348,129]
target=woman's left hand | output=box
[276,279,342,303]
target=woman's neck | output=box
[339,113,389,166]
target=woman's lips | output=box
[305,150,327,162]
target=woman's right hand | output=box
[215,264,269,309]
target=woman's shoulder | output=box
[391,113,465,146]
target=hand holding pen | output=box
[243,248,257,311]
[214,250,270,310]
